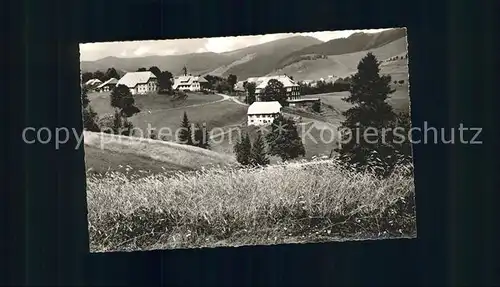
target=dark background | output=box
[4,0,498,285]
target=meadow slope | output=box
[87,160,416,252]
[84,131,237,170]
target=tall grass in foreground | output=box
[87,161,416,252]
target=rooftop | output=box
[247,101,282,115]
[116,71,156,88]
[172,75,208,88]
[251,75,299,89]
[97,78,118,89]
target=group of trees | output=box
[233,131,269,166]
[82,68,120,84]
[336,52,413,177]
[298,77,351,95]
[234,115,306,167]
[81,87,100,132]
[177,112,211,149]
[204,74,237,93]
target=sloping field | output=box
[129,100,248,141]
[84,131,237,170]
[84,145,191,176]
[302,87,410,114]
[88,91,223,117]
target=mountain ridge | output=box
[80,29,407,81]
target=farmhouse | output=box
[246,75,301,101]
[116,71,158,95]
[173,75,209,91]
[247,101,282,126]
[96,78,118,92]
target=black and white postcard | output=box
[79,27,416,252]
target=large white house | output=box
[244,75,301,101]
[116,71,158,95]
[247,101,282,126]
[172,75,209,91]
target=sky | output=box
[80,28,392,61]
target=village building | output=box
[172,75,209,91]
[96,78,118,92]
[247,101,282,126]
[116,71,158,95]
[245,75,301,101]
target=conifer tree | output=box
[250,131,269,166]
[266,114,305,161]
[178,111,193,145]
[234,133,252,166]
[193,123,210,149]
[336,52,397,175]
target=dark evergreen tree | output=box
[234,133,252,166]
[82,106,100,132]
[261,79,288,106]
[148,66,161,78]
[246,82,257,104]
[81,86,90,109]
[177,111,193,145]
[93,70,106,81]
[137,67,147,72]
[81,72,93,84]
[250,131,270,166]
[193,123,210,149]
[104,67,120,81]
[110,84,138,117]
[311,101,321,113]
[335,52,397,176]
[227,74,237,92]
[158,70,173,93]
[81,86,100,131]
[266,114,305,161]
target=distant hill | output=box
[268,35,408,81]
[211,36,323,80]
[80,52,236,76]
[80,29,408,82]
[276,28,407,69]
[80,36,322,78]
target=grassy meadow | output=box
[87,91,223,116]
[87,160,416,252]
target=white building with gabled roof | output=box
[172,75,209,92]
[247,101,282,126]
[116,71,158,95]
[245,75,301,101]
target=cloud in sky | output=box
[80,28,392,61]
